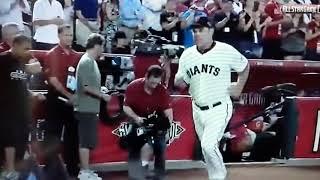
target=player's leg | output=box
[200,102,232,180]
[192,103,205,141]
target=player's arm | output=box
[161,88,173,125]
[229,48,250,99]
[174,52,189,89]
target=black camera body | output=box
[119,112,170,149]
[162,44,185,59]
[131,33,185,57]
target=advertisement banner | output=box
[90,96,195,163]
[294,97,320,158]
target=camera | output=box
[131,31,185,57]
[162,44,185,59]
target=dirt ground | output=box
[100,166,320,180]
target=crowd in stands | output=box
[1,0,320,60]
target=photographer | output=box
[149,0,187,45]
[123,65,173,180]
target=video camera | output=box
[132,31,185,58]
[162,44,185,59]
[119,111,170,149]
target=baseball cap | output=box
[191,16,213,29]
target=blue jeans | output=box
[128,132,167,180]
[239,41,263,59]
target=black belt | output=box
[195,101,222,111]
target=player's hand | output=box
[134,117,146,126]
[228,83,242,99]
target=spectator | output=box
[74,0,101,48]
[32,0,64,50]
[205,0,222,17]
[177,0,189,13]
[0,23,20,53]
[62,0,74,26]
[44,24,81,180]
[112,31,131,54]
[280,13,306,60]
[261,0,288,60]
[74,33,110,180]
[141,0,167,31]
[305,13,320,60]
[189,0,207,20]
[289,0,312,24]
[0,35,40,180]
[150,0,187,45]
[238,0,263,58]
[119,0,145,41]
[0,0,31,32]
[101,0,119,53]
[213,0,242,49]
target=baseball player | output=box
[174,17,250,180]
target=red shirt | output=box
[124,78,171,117]
[0,42,10,53]
[306,20,320,49]
[264,0,283,39]
[45,45,81,90]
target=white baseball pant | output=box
[192,99,233,180]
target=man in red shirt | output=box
[262,0,288,60]
[123,65,173,180]
[306,13,320,60]
[0,23,20,53]
[44,24,81,179]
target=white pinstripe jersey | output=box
[175,41,248,106]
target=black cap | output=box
[191,16,213,29]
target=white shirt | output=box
[175,41,248,106]
[142,0,167,31]
[33,0,64,44]
[232,1,243,15]
[0,0,30,31]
